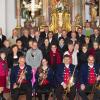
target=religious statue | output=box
[49,0,71,32]
[75,14,81,26]
[90,1,98,23]
[55,0,64,12]
[49,9,58,32]
[85,0,98,27]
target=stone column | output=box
[42,0,49,25]
[16,0,21,28]
[72,0,75,22]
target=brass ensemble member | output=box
[10,56,33,100]
[79,55,100,100]
[35,58,54,100]
[55,55,78,100]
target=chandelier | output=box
[23,0,42,17]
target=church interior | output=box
[0,0,100,100]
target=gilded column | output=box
[72,0,75,22]
[82,0,85,26]
[16,0,21,28]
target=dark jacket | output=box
[58,44,67,59]
[33,36,44,49]
[0,35,6,48]
[7,52,23,68]
[35,66,54,89]
[55,63,78,86]
[40,31,48,40]
[80,63,99,85]
[19,35,32,51]
[10,64,32,89]
[90,34,100,45]
[78,51,89,67]
[40,44,50,61]
[77,34,85,49]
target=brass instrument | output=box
[38,68,48,86]
[64,66,77,94]
[95,81,100,90]
[94,69,100,90]
[90,69,100,100]
[92,69,100,91]
[17,67,27,88]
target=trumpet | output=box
[17,68,27,88]
[64,66,77,94]
[38,68,48,86]
[95,69,100,90]
[91,69,100,92]
[66,76,74,92]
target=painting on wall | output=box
[20,0,31,19]
[15,0,31,19]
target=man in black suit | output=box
[47,31,57,45]
[77,27,85,49]
[61,30,70,47]
[0,28,6,48]
[90,28,100,46]
[33,31,44,48]
[54,27,62,41]
[19,28,32,53]
[40,26,49,39]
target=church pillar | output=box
[72,0,75,22]
[82,0,85,26]
[42,0,49,25]
[16,0,21,28]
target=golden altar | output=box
[49,9,71,32]
[49,0,71,32]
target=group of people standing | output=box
[0,21,100,100]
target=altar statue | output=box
[49,10,58,32]
[90,3,97,22]
[49,0,71,32]
[55,0,64,11]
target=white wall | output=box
[0,0,6,35]
[0,0,17,37]
[6,0,16,38]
